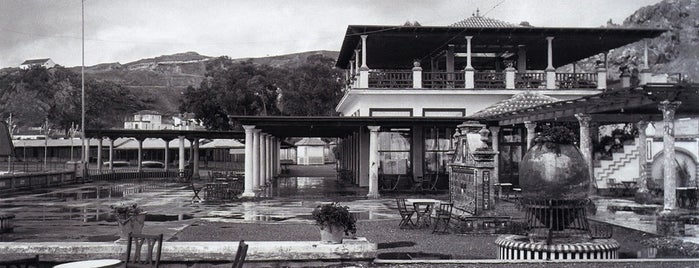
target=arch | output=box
[650,148,698,188]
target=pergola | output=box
[478,83,699,230]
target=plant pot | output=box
[319,224,344,244]
[118,213,146,241]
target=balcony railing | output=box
[368,70,413,88]
[475,71,505,88]
[423,72,465,88]
[556,73,598,89]
[356,68,608,90]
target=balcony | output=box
[351,68,605,90]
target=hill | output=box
[70,50,339,114]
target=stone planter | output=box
[319,224,344,244]
[118,213,146,241]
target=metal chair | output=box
[190,181,203,202]
[126,233,163,268]
[231,240,248,268]
[396,198,415,229]
[433,203,453,234]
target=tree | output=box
[278,54,343,116]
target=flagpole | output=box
[81,0,87,177]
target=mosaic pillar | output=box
[367,126,380,199]
[575,113,594,194]
[490,126,501,198]
[659,100,682,211]
[242,125,256,197]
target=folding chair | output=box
[432,203,453,234]
[231,240,248,268]
[396,198,415,229]
[190,181,203,202]
[126,233,163,268]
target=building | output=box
[19,58,56,69]
[124,110,166,130]
[295,138,326,165]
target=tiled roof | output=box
[20,58,51,65]
[470,91,559,118]
[134,110,162,115]
[294,137,326,146]
[450,15,518,28]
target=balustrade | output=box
[423,72,465,88]
[556,73,598,89]
[359,69,602,90]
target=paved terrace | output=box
[1,165,698,267]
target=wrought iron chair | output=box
[231,240,248,268]
[0,255,39,268]
[126,233,163,268]
[396,198,415,229]
[190,181,203,202]
[432,203,453,234]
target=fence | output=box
[0,170,78,193]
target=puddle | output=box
[146,214,194,222]
[377,252,451,260]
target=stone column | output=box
[621,68,631,88]
[367,126,380,199]
[545,37,556,89]
[412,61,422,88]
[163,139,170,172]
[242,125,256,197]
[640,40,651,85]
[108,138,114,172]
[637,120,650,194]
[97,138,103,173]
[490,126,501,198]
[659,101,682,211]
[252,129,261,191]
[178,136,185,177]
[465,36,475,89]
[259,133,267,187]
[575,113,594,194]
[266,135,272,182]
[192,138,200,179]
[446,44,455,73]
[517,45,527,73]
[596,62,607,90]
[524,121,537,149]
[359,35,369,88]
[137,138,144,173]
[277,139,282,176]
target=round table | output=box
[54,259,122,268]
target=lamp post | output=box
[43,118,50,171]
[80,0,87,178]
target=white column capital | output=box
[489,126,500,134]
[367,126,380,132]
[243,125,256,131]
[546,36,555,41]
[658,100,681,115]
[574,113,592,128]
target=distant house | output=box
[295,138,326,165]
[124,110,165,130]
[19,58,56,69]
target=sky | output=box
[0,0,664,68]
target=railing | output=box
[87,167,183,181]
[515,72,546,89]
[474,72,505,89]
[423,72,465,88]
[556,73,597,89]
[368,70,412,88]
[0,170,78,192]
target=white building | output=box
[19,58,56,69]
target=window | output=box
[369,108,413,117]
[422,109,465,117]
[424,127,455,174]
[378,128,412,175]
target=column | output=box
[575,113,594,194]
[490,126,501,198]
[412,61,422,88]
[359,35,369,88]
[242,125,256,197]
[367,126,380,198]
[259,133,267,187]
[266,135,272,181]
[252,129,261,191]
[178,136,185,178]
[277,139,282,176]
[659,100,682,211]
[465,36,475,89]
[517,45,527,73]
[137,138,144,172]
[640,40,652,85]
[524,121,537,149]
[96,138,103,173]
[163,139,170,172]
[596,60,607,89]
[446,44,455,73]
[192,138,200,179]
[505,66,516,89]
[545,37,556,89]
[108,138,114,172]
[637,120,650,194]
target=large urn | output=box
[519,138,590,200]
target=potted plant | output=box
[111,203,146,241]
[312,202,357,244]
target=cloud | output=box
[0,0,663,68]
